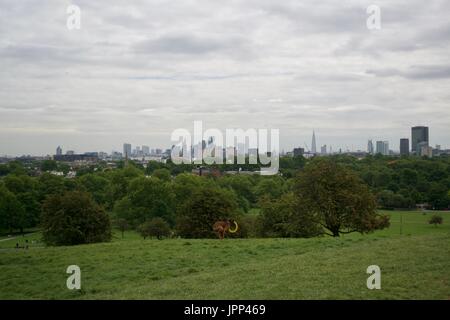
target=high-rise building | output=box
[56,146,62,156]
[367,140,374,154]
[321,145,327,155]
[376,141,383,154]
[123,143,132,159]
[142,145,150,155]
[420,145,433,158]
[383,141,389,155]
[376,141,389,155]
[311,130,317,154]
[400,138,409,156]
[411,126,429,154]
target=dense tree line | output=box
[0,155,448,244]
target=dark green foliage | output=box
[377,190,415,209]
[41,191,111,246]
[138,217,171,239]
[113,176,175,227]
[259,193,322,237]
[40,160,58,172]
[152,168,171,181]
[1,155,449,242]
[0,183,26,233]
[113,218,129,238]
[77,174,110,205]
[175,187,240,238]
[294,158,390,237]
[428,214,443,226]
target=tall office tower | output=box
[311,130,317,154]
[383,141,389,155]
[411,126,429,153]
[56,146,62,156]
[321,144,327,155]
[376,141,384,154]
[367,140,374,154]
[400,138,409,156]
[142,145,150,155]
[123,143,132,159]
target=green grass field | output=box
[0,211,449,299]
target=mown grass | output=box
[0,211,449,299]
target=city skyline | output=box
[3,123,444,159]
[1,1,450,156]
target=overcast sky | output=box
[1,0,449,156]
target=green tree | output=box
[3,175,41,228]
[176,187,239,238]
[113,177,175,227]
[138,217,171,239]
[294,159,390,237]
[259,193,322,238]
[254,177,284,200]
[41,191,111,246]
[113,218,129,238]
[105,166,143,209]
[40,160,58,172]
[218,175,256,205]
[77,173,110,205]
[0,184,26,233]
[152,168,171,181]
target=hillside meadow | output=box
[0,210,449,299]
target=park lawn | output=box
[0,211,449,299]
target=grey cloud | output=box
[366,65,450,79]
[134,34,250,56]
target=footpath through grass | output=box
[0,211,449,299]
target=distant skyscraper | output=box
[321,144,327,155]
[311,130,317,154]
[376,141,383,154]
[411,126,429,154]
[376,141,389,155]
[400,138,409,156]
[383,141,389,155]
[123,143,131,159]
[142,145,150,155]
[56,146,62,156]
[421,146,433,158]
[367,140,374,154]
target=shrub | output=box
[138,217,171,239]
[428,214,443,227]
[41,191,111,246]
